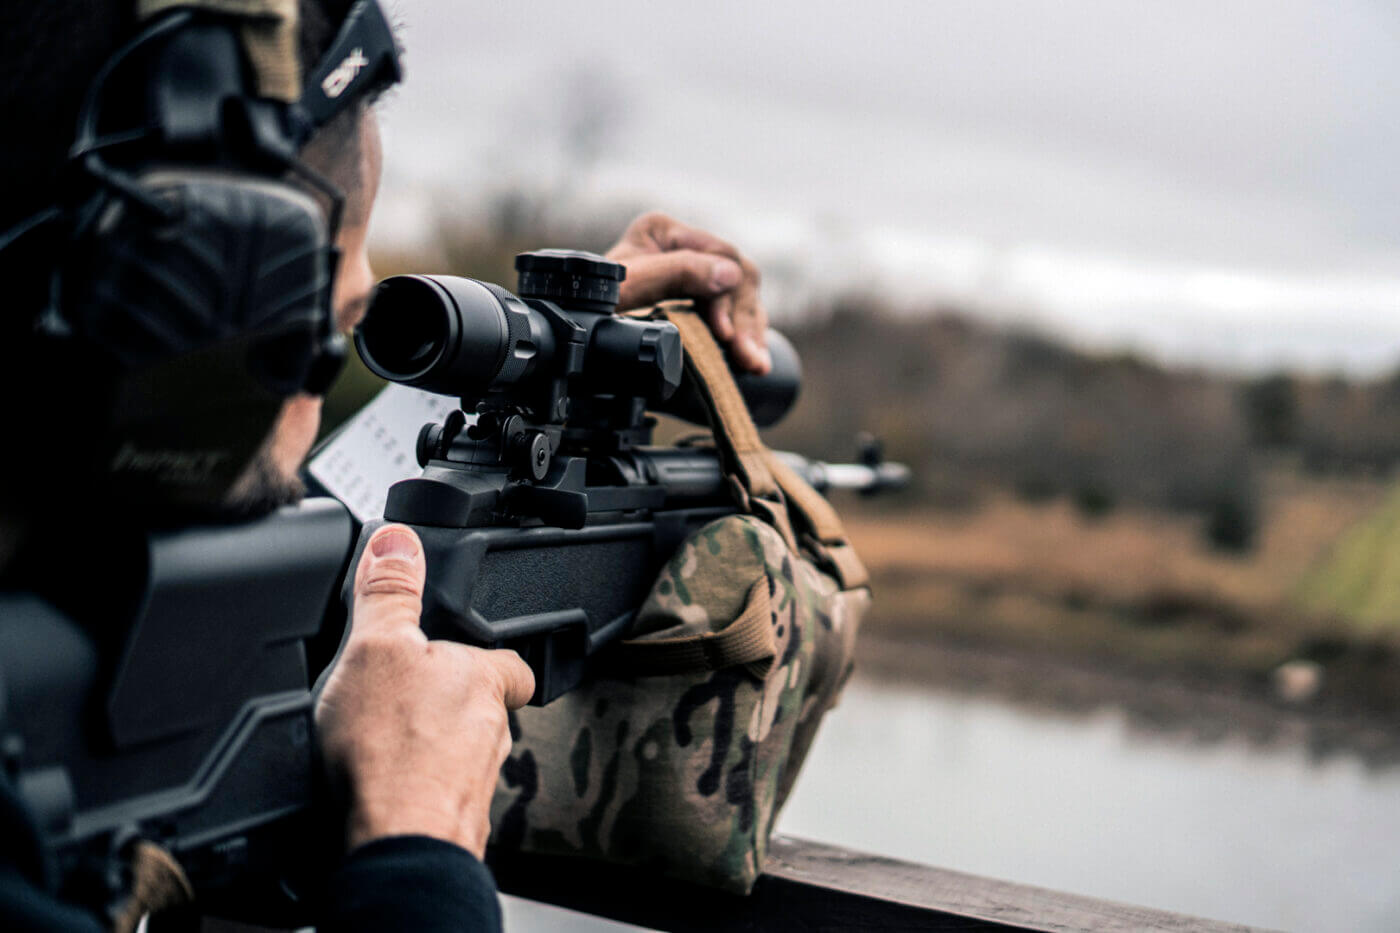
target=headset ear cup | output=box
[104,339,287,510]
[66,170,331,389]
[59,170,334,509]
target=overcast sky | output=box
[370,0,1400,374]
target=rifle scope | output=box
[355,250,800,427]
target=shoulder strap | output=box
[655,301,869,589]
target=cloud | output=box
[372,0,1400,372]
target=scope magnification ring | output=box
[479,281,537,388]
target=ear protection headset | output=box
[0,0,401,514]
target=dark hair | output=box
[0,0,360,231]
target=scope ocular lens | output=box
[357,274,523,399]
[356,276,453,381]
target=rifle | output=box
[0,249,906,924]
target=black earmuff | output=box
[0,0,400,515]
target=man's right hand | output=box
[315,524,535,858]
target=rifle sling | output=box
[654,302,869,590]
[657,303,781,498]
[112,839,194,933]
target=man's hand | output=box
[315,524,535,858]
[605,212,771,373]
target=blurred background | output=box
[328,2,1400,929]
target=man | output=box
[0,1,769,929]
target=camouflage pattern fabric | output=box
[489,514,869,892]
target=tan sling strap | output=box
[111,840,195,933]
[616,579,776,677]
[138,0,302,102]
[654,302,869,590]
[656,303,798,553]
[657,303,781,501]
[762,449,869,588]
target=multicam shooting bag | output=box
[489,303,871,892]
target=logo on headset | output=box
[321,48,369,99]
[110,443,229,484]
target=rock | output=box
[1273,659,1323,704]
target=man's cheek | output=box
[270,395,323,474]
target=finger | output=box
[350,524,427,636]
[615,210,673,250]
[704,293,735,342]
[484,649,536,710]
[649,215,740,260]
[729,299,771,374]
[624,212,749,265]
[605,212,666,262]
[617,250,742,310]
[731,335,771,374]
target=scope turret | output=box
[515,249,626,313]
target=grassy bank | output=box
[843,469,1400,718]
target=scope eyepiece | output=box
[355,270,680,413]
[355,274,551,400]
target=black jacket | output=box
[0,771,502,932]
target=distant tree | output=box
[1241,373,1299,448]
[1073,484,1116,520]
[1204,484,1258,553]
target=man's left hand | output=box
[605,212,771,374]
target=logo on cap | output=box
[321,48,369,99]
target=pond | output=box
[777,675,1400,932]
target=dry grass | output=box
[852,471,1379,612]
[842,470,1397,688]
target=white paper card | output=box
[308,384,464,523]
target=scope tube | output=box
[358,273,803,429]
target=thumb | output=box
[618,250,742,310]
[351,524,427,636]
[483,649,537,711]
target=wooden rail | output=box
[490,835,1272,932]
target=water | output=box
[777,677,1400,932]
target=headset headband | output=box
[134,0,402,136]
[1,0,401,258]
[137,0,303,102]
